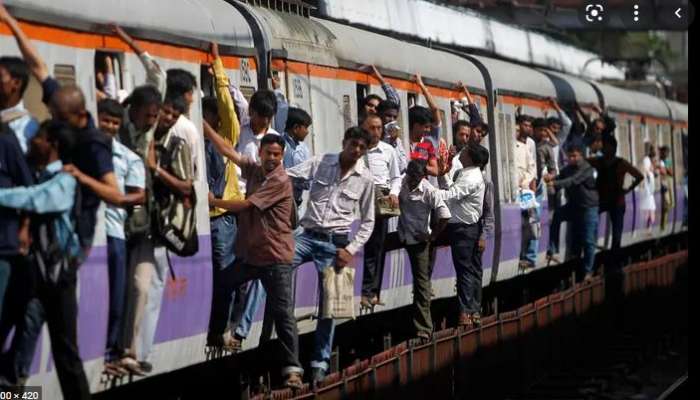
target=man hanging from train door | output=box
[284,127,375,386]
[514,114,538,270]
[360,113,401,309]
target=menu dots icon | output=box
[634,4,640,22]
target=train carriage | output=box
[0,0,687,397]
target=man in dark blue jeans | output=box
[545,145,599,282]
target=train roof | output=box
[539,70,600,106]
[237,2,338,66]
[593,82,670,120]
[667,100,688,124]
[318,18,485,90]
[470,55,557,99]
[5,0,255,51]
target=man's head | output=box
[408,106,433,143]
[452,120,470,150]
[659,145,670,160]
[156,93,187,136]
[602,135,617,159]
[565,144,584,165]
[97,99,124,137]
[361,113,383,146]
[363,94,382,116]
[285,107,312,142]
[341,126,371,164]
[460,142,489,170]
[472,121,489,143]
[516,114,534,139]
[377,100,400,125]
[49,85,88,130]
[166,68,197,108]
[406,159,428,189]
[533,118,550,142]
[28,120,76,167]
[249,89,277,134]
[125,85,162,132]
[546,116,562,135]
[259,133,285,173]
[592,117,606,135]
[202,96,219,130]
[646,142,657,159]
[0,57,29,108]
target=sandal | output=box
[370,295,385,306]
[119,355,146,376]
[458,313,473,329]
[103,361,128,377]
[471,312,482,328]
[222,331,242,353]
[284,372,304,390]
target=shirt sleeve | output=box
[557,109,573,142]
[125,153,146,190]
[273,89,289,135]
[139,52,167,98]
[429,188,452,220]
[238,155,258,181]
[480,181,495,240]
[395,141,408,174]
[467,103,482,126]
[285,157,315,181]
[0,173,76,213]
[104,73,118,100]
[554,165,594,190]
[91,140,115,179]
[435,172,482,203]
[229,83,250,126]
[2,135,34,186]
[388,147,402,196]
[213,58,240,149]
[247,175,290,212]
[345,179,376,255]
[381,82,401,107]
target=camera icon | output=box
[580,2,608,26]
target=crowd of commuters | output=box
[0,3,682,397]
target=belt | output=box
[304,229,349,245]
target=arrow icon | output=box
[675,7,682,18]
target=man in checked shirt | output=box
[286,126,375,386]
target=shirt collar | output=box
[45,160,64,174]
[283,132,298,149]
[0,101,26,115]
[333,152,367,179]
[404,179,427,194]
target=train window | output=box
[54,64,76,86]
[94,51,125,101]
[407,92,417,108]
[356,83,369,117]
[497,112,515,202]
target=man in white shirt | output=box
[515,115,538,270]
[360,114,401,308]
[167,69,201,182]
[435,143,487,328]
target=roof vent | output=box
[239,0,315,17]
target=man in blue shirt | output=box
[0,120,90,399]
[282,107,312,205]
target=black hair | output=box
[453,120,470,136]
[285,107,312,132]
[124,85,162,110]
[566,143,584,154]
[97,98,124,119]
[163,92,187,114]
[377,99,400,114]
[202,96,218,118]
[343,126,371,146]
[0,56,30,95]
[39,120,78,164]
[546,116,562,127]
[166,68,197,97]
[477,121,490,136]
[363,94,382,107]
[249,89,277,118]
[409,106,433,128]
[532,117,548,129]
[260,133,285,149]
[602,134,618,150]
[406,159,428,179]
[466,142,489,170]
[516,114,534,124]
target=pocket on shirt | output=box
[338,188,360,213]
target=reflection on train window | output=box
[54,64,76,87]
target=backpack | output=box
[152,131,198,257]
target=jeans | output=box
[293,230,349,372]
[234,280,266,339]
[207,214,248,340]
[548,203,573,255]
[227,263,303,376]
[122,240,168,362]
[447,223,482,315]
[570,206,599,275]
[601,205,625,296]
[0,257,14,325]
[362,217,389,298]
[405,242,432,336]
[521,185,544,265]
[106,236,128,360]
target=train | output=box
[0,0,688,397]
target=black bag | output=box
[152,132,198,257]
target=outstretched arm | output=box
[0,3,49,83]
[203,119,244,165]
[112,24,166,94]
[416,73,441,125]
[64,164,143,207]
[369,65,400,106]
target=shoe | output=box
[139,361,153,373]
[369,295,385,306]
[546,253,561,265]
[360,296,372,309]
[584,272,594,283]
[310,367,326,386]
[119,356,146,376]
[103,361,128,377]
[222,331,242,353]
[518,260,534,270]
[458,312,473,328]
[284,371,304,390]
[471,312,482,328]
